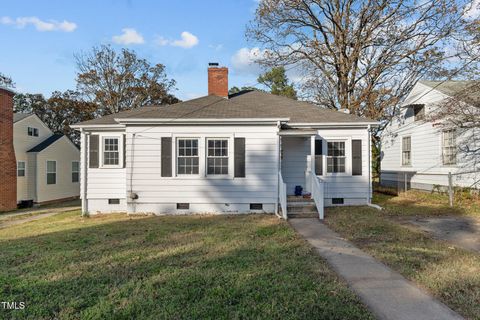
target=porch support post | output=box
[310,135,316,175]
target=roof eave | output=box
[114,118,290,125]
[289,121,379,128]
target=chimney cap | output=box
[208,62,219,67]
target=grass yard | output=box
[0,211,373,320]
[325,191,480,320]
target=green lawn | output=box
[0,212,372,319]
[325,191,480,320]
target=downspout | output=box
[81,129,89,216]
[367,124,372,204]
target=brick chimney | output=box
[208,63,228,98]
[0,87,17,211]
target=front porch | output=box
[277,132,324,220]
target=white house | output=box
[72,64,377,218]
[381,80,479,191]
[14,113,80,205]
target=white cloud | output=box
[0,16,77,32]
[231,47,267,75]
[156,31,199,49]
[464,0,480,19]
[112,28,145,45]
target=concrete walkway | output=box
[0,206,80,229]
[290,218,464,320]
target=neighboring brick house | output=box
[0,87,17,211]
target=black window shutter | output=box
[234,138,246,178]
[352,139,362,176]
[315,140,323,175]
[161,137,172,177]
[123,134,126,168]
[89,135,99,168]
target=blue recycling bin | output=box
[294,185,303,196]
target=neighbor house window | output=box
[442,129,456,165]
[327,141,346,173]
[177,139,199,174]
[413,104,425,121]
[402,136,411,166]
[46,160,56,185]
[103,137,119,166]
[72,161,80,183]
[207,139,229,175]
[17,161,25,177]
[27,127,39,137]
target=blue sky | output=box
[0,0,266,100]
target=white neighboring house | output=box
[71,65,378,218]
[14,113,80,205]
[381,80,479,191]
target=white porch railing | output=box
[306,170,325,220]
[278,171,288,219]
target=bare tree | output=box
[247,0,469,175]
[75,45,179,115]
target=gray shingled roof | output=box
[419,80,480,99]
[13,113,33,123]
[74,90,376,126]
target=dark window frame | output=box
[27,127,39,137]
[108,199,120,205]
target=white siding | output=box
[13,115,52,202]
[125,125,279,214]
[35,137,80,203]
[84,131,127,213]
[381,83,479,190]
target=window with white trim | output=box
[442,130,456,165]
[72,161,80,183]
[27,127,39,137]
[17,161,25,177]
[46,161,56,185]
[327,141,346,173]
[402,136,411,166]
[177,139,199,174]
[207,139,229,175]
[103,137,119,166]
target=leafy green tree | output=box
[14,91,97,144]
[257,67,297,99]
[228,86,260,95]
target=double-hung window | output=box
[17,161,25,177]
[72,161,80,182]
[442,130,456,165]
[207,139,229,175]
[46,160,56,185]
[327,141,346,173]
[103,137,119,166]
[177,139,199,174]
[28,127,39,137]
[402,136,411,166]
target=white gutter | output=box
[114,118,290,124]
[70,124,125,130]
[290,122,379,127]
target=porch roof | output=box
[278,128,317,136]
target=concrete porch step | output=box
[287,204,317,212]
